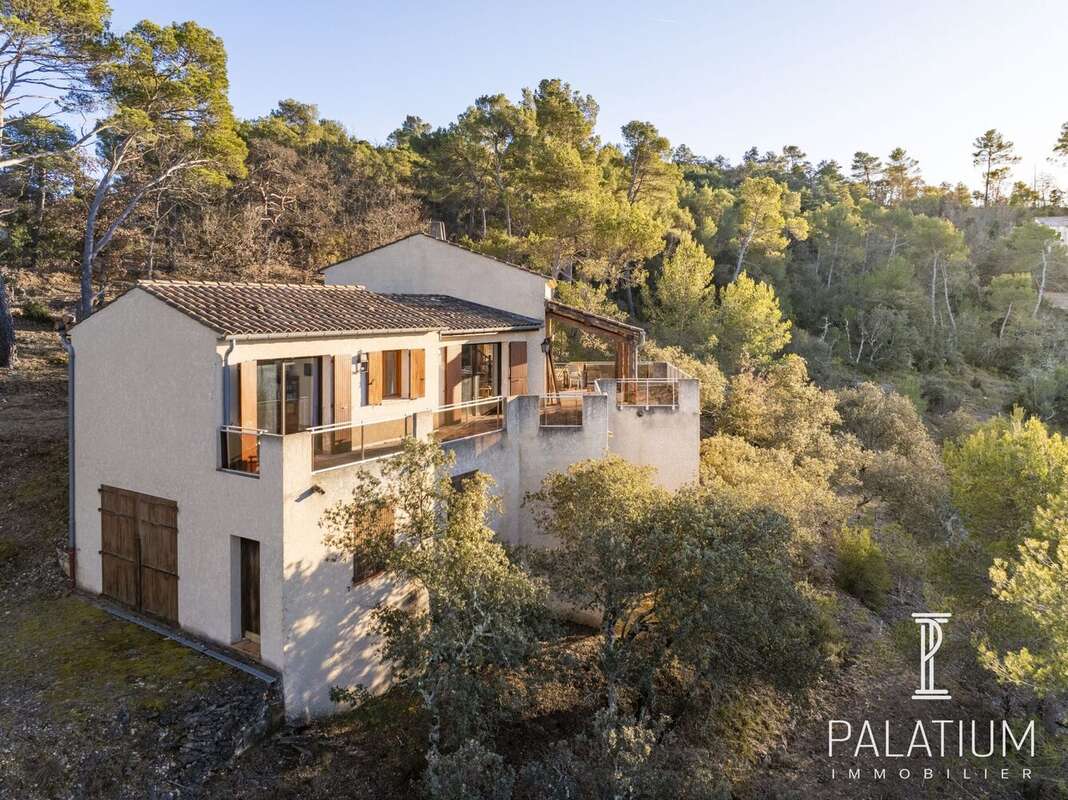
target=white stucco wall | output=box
[321,234,552,321]
[70,289,287,670]
[603,379,701,491]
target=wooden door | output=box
[100,486,178,624]
[508,341,528,396]
[138,498,179,623]
[100,487,140,608]
[240,538,260,640]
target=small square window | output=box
[353,505,396,585]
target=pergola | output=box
[543,299,645,394]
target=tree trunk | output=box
[1034,244,1049,317]
[81,175,110,319]
[733,229,754,281]
[930,255,939,326]
[0,271,16,368]
[999,302,1013,340]
[941,260,957,331]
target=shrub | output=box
[423,739,514,800]
[517,710,730,800]
[834,527,891,610]
[20,300,52,324]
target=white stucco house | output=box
[66,232,700,719]
[1036,216,1068,243]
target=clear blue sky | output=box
[110,0,1068,191]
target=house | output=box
[1036,216,1068,243]
[66,232,700,719]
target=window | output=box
[353,505,395,584]
[383,350,403,399]
[253,357,321,434]
[460,343,500,402]
[451,469,480,492]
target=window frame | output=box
[382,349,403,400]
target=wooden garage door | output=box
[100,486,179,624]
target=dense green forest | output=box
[5,4,1068,799]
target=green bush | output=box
[834,527,891,611]
[20,300,53,324]
[423,739,514,800]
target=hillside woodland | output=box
[3,4,1068,799]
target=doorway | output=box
[240,538,260,644]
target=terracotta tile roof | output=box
[137,281,440,338]
[385,294,542,333]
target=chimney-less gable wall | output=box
[322,235,551,321]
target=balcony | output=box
[554,360,690,393]
[539,393,584,427]
[220,426,265,476]
[432,396,504,443]
[614,379,680,408]
[309,414,415,472]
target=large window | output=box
[255,357,321,434]
[461,343,500,402]
[383,350,403,399]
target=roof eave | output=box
[220,326,438,342]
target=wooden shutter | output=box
[409,349,425,399]
[334,354,352,447]
[100,487,140,608]
[367,351,384,405]
[238,362,258,462]
[138,498,179,623]
[334,355,352,422]
[444,345,463,405]
[508,341,528,396]
[99,486,178,624]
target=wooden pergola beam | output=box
[545,300,643,382]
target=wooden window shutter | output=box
[334,355,351,423]
[238,362,258,465]
[444,345,463,405]
[239,362,257,429]
[409,349,425,399]
[508,341,528,396]
[367,351,384,405]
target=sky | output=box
[109,0,1068,192]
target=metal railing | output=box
[539,393,584,427]
[557,360,692,391]
[220,426,265,475]
[615,379,679,408]
[432,396,504,443]
[309,414,415,472]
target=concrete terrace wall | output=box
[321,234,552,321]
[446,394,611,548]
[70,289,287,671]
[603,379,701,491]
